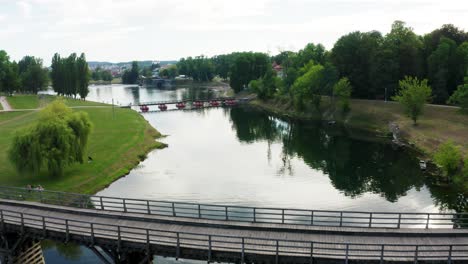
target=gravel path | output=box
[0,96,12,111]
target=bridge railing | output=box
[0,208,467,262]
[134,97,237,106]
[0,186,467,229]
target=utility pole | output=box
[385,88,387,103]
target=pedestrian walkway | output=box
[0,96,12,111]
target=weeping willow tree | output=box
[9,100,92,177]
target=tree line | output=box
[0,50,92,99]
[50,53,90,99]
[91,67,113,82]
[0,50,49,95]
[173,21,467,108]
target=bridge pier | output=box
[0,232,45,264]
[101,246,153,264]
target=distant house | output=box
[272,62,284,79]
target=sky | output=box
[0,0,467,64]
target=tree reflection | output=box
[229,107,428,203]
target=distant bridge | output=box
[132,97,242,107]
[0,186,467,263]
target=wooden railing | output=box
[1,208,467,263]
[0,186,467,229]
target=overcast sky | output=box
[1,0,467,64]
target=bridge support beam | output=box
[103,247,153,264]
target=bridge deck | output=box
[1,200,467,263]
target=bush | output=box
[448,77,468,113]
[333,77,352,113]
[392,76,432,125]
[433,140,462,179]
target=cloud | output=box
[2,0,467,62]
[17,1,32,18]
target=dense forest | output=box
[176,22,468,106]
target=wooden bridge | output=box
[0,186,467,263]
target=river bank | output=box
[249,97,468,157]
[0,95,166,194]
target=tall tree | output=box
[331,31,382,98]
[230,52,270,93]
[0,50,14,94]
[18,56,48,93]
[77,53,90,99]
[3,61,20,95]
[427,37,459,103]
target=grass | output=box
[6,95,40,109]
[6,94,110,109]
[0,96,166,194]
[252,97,468,156]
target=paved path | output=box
[0,200,467,263]
[0,96,12,111]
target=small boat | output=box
[193,101,204,108]
[140,105,149,112]
[158,104,168,111]
[419,160,427,170]
[176,102,186,109]
[210,101,220,107]
[224,99,237,106]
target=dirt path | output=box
[0,96,12,111]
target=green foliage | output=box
[331,30,383,98]
[448,75,468,112]
[453,156,468,190]
[230,52,270,93]
[433,140,462,179]
[91,67,113,82]
[18,56,49,93]
[290,62,328,111]
[176,56,214,82]
[249,67,283,100]
[333,77,353,112]
[121,61,139,84]
[160,65,178,79]
[0,52,47,94]
[8,101,92,177]
[392,76,432,124]
[51,53,90,98]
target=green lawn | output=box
[6,95,40,109]
[0,98,165,194]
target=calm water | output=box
[20,84,467,263]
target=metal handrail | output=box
[135,97,236,106]
[0,208,467,262]
[0,186,466,229]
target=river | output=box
[25,84,466,263]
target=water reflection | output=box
[230,107,425,203]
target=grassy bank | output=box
[251,97,468,155]
[0,96,166,194]
[6,94,40,109]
